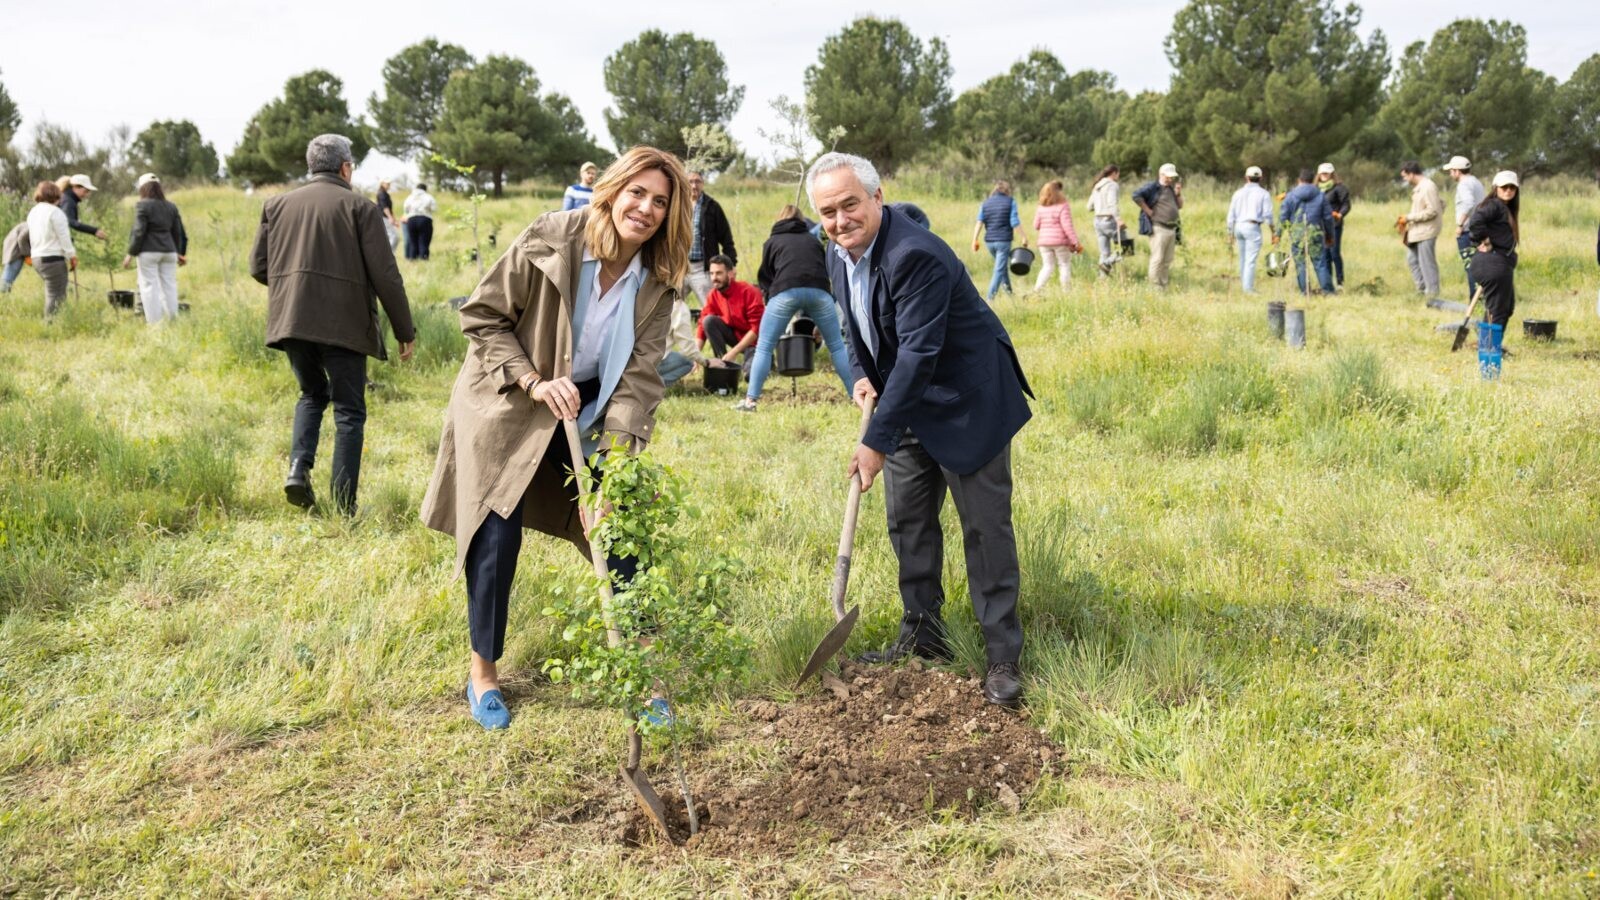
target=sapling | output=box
[541,445,750,836]
[78,203,127,295]
[428,153,487,279]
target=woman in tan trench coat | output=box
[420,146,691,730]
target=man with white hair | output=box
[1132,163,1183,289]
[250,134,416,515]
[1446,155,1485,302]
[807,151,1033,708]
[1226,165,1274,293]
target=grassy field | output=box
[2,175,1599,896]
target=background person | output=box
[1278,168,1336,295]
[1086,164,1123,276]
[682,170,736,307]
[249,134,415,515]
[1133,163,1183,290]
[375,180,400,250]
[736,204,853,411]
[26,180,75,316]
[121,173,188,325]
[1226,166,1274,294]
[1467,171,1521,329]
[1031,180,1081,291]
[59,174,108,241]
[810,151,1032,709]
[2,221,28,293]
[403,183,437,260]
[563,161,599,210]
[1316,163,1351,288]
[657,295,702,388]
[1447,156,1486,302]
[1399,161,1443,300]
[696,254,763,372]
[970,179,1031,301]
[418,146,689,730]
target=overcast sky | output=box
[5,0,1594,185]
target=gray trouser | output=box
[1094,216,1119,267]
[36,258,69,315]
[682,260,712,307]
[1406,238,1440,297]
[883,433,1022,665]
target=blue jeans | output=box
[1233,224,1263,293]
[1329,220,1345,285]
[745,287,852,400]
[658,350,695,388]
[1,257,22,292]
[1291,233,1334,294]
[986,241,1012,300]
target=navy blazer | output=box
[829,205,1033,475]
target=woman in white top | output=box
[402,183,437,260]
[25,180,75,316]
[1086,164,1123,276]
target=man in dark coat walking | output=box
[250,134,416,514]
[809,151,1033,708]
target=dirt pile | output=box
[620,660,1058,854]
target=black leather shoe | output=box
[983,662,1024,708]
[284,460,315,510]
[860,636,952,665]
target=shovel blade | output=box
[796,605,859,686]
[620,763,674,844]
[1451,324,1471,352]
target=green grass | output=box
[2,178,1599,896]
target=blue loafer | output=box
[466,681,511,730]
[641,697,675,728]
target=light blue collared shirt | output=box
[834,235,878,359]
[571,249,643,383]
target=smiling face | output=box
[811,168,882,260]
[709,261,732,291]
[609,167,671,252]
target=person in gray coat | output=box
[121,173,189,324]
[249,134,417,514]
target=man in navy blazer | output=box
[808,152,1033,707]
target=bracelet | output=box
[522,373,541,398]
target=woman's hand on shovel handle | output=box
[533,376,582,420]
[848,444,886,491]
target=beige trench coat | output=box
[420,209,674,572]
[1404,178,1443,243]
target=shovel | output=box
[561,419,673,843]
[1451,285,1486,353]
[796,397,876,686]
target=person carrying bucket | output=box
[970,179,1031,301]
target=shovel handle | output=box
[830,398,876,621]
[562,419,625,650]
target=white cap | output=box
[1444,156,1471,171]
[69,174,97,191]
[1245,165,1263,178]
[1491,170,1519,188]
[1158,163,1179,178]
[1317,162,1335,175]
[136,172,160,188]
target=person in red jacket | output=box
[696,253,765,372]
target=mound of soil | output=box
[620,660,1058,854]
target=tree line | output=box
[2,1,1597,200]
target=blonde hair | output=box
[583,146,691,287]
[777,203,803,222]
[1038,180,1066,206]
[54,175,72,192]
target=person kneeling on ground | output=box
[811,151,1033,708]
[697,253,764,373]
[420,146,690,731]
[735,204,853,411]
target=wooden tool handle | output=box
[563,419,624,650]
[829,398,876,621]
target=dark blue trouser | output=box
[1329,220,1345,285]
[282,338,367,513]
[405,217,433,260]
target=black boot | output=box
[860,635,952,665]
[983,661,1023,708]
[284,459,315,510]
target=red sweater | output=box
[697,279,765,343]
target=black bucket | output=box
[776,333,815,377]
[703,362,740,395]
[1267,301,1285,339]
[107,290,137,310]
[1523,319,1557,341]
[1008,246,1035,276]
[790,315,816,338]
